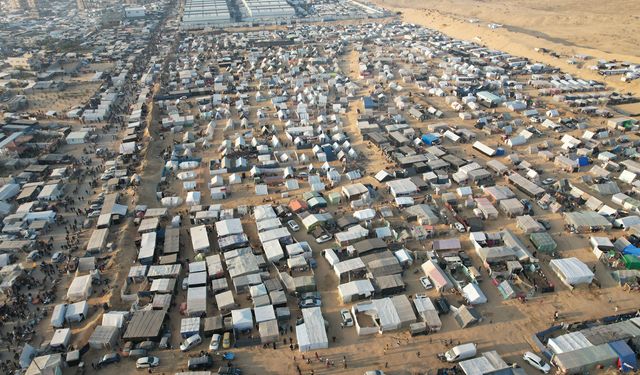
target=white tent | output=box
[65,300,88,322]
[263,239,284,263]
[215,290,235,310]
[101,312,126,328]
[254,305,276,323]
[462,283,487,304]
[187,286,207,316]
[50,328,71,348]
[231,308,253,331]
[50,304,67,328]
[186,191,201,206]
[549,257,594,286]
[296,307,328,352]
[190,225,210,253]
[67,275,92,302]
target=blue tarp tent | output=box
[363,97,375,109]
[622,244,640,256]
[496,148,506,156]
[421,133,440,145]
[578,156,590,166]
[609,340,637,372]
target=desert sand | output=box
[372,0,640,96]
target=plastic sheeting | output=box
[550,257,594,286]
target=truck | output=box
[438,343,477,362]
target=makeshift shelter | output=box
[516,215,544,233]
[66,275,92,302]
[25,354,62,375]
[453,305,481,328]
[421,260,453,292]
[232,308,253,331]
[88,325,119,349]
[50,328,71,349]
[462,283,487,305]
[549,257,594,287]
[65,301,88,323]
[337,279,375,303]
[259,319,279,344]
[553,344,618,374]
[180,317,200,338]
[186,286,207,316]
[530,232,557,253]
[296,307,328,352]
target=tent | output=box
[25,354,62,375]
[549,258,594,286]
[421,260,453,292]
[259,319,279,344]
[232,308,253,331]
[50,304,67,328]
[216,290,236,310]
[186,286,207,316]
[65,301,88,323]
[609,340,637,372]
[530,232,557,253]
[67,275,92,302]
[50,328,71,349]
[462,283,487,304]
[296,307,328,352]
[88,325,119,349]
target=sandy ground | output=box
[372,0,640,97]
[20,5,638,374]
[83,42,640,375]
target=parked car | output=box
[97,353,120,368]
[159,334,170,349]
[128,349,148,358]
[136,356,160,369]
[454,222,466,233]
[458,252,472,267]
[364,371,386,375]
[542,178,556,185]
[522,351,551,373]
[27,250,41,261]
[222,332,231,349]
[87,211,101,218]
[420,276,433,290]
[51,252,65,263]
[188,354,213,371]
[520,199,533,214]
[89,203,102,211]
[209,333,221,351]
[340,309,353,327]
[315,234,333,243]
[217,366,242,375]
[287,220,300,232]
[136,341,156,351]
[299,297,322,308]
[434,297,450,315]
[180,334,202,352]
[537,219,551,230]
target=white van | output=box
[442,343,477,362]
[180,334,202,352]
